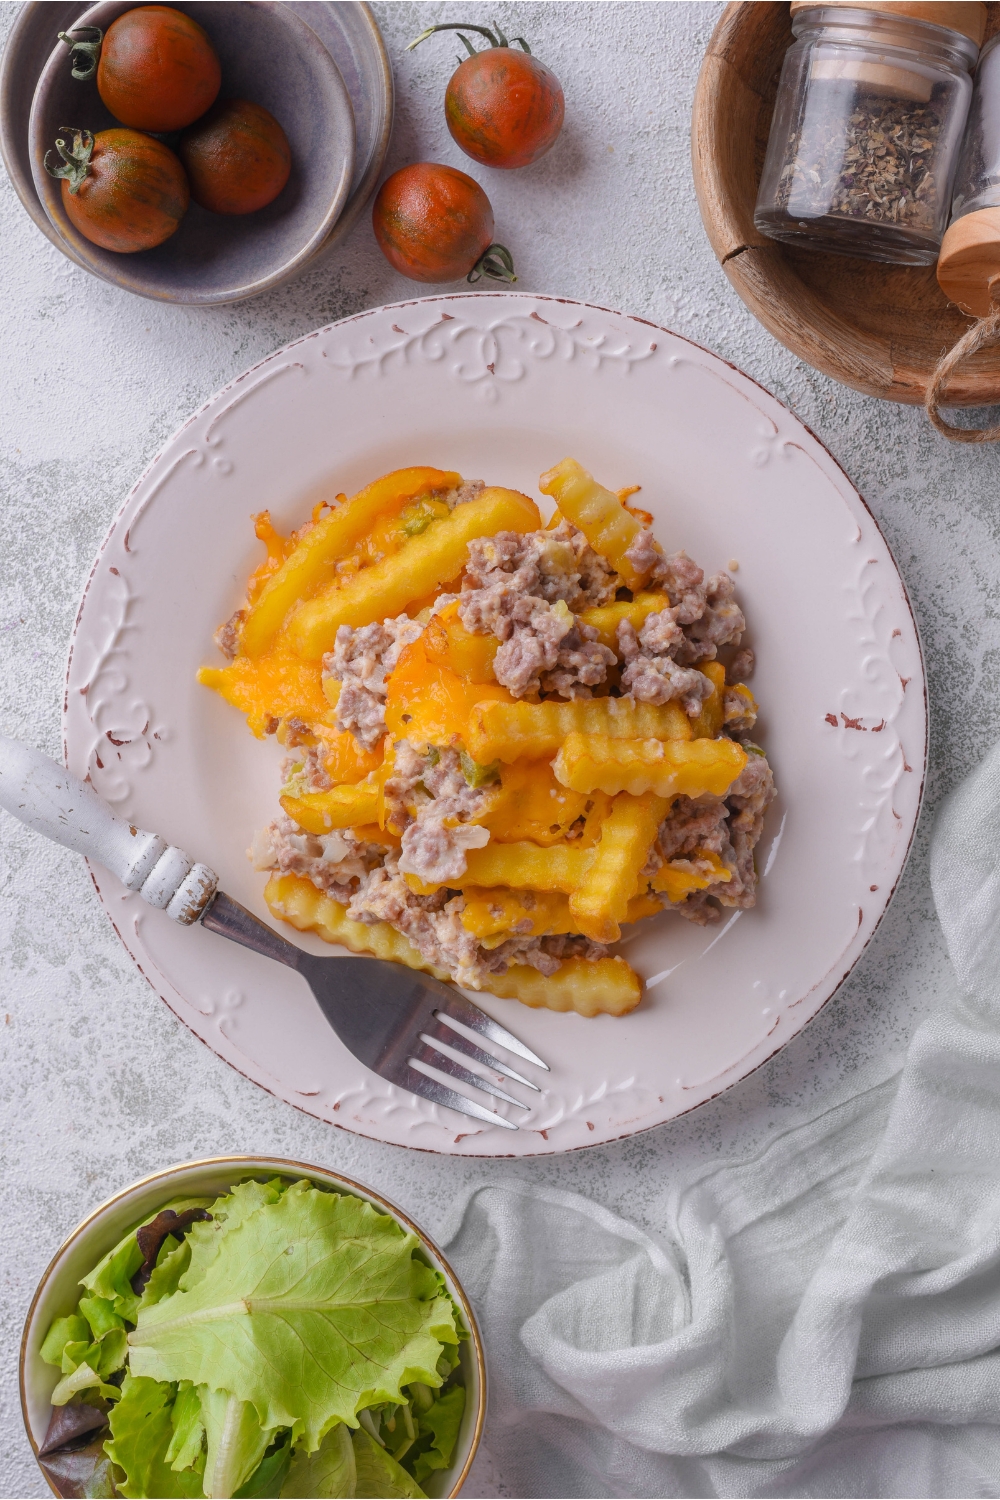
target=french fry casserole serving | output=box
[199,460,775,1018]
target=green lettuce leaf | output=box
[50,1359,121,1407]
[47,1321,128,1406]
[351,1430,424,1499]
[82,1198,213,1324]
[60,1338,96,1375]
[80,1295,125,1341]
[181,1180,285,1290]
[201,1387,278,1499]
[280,1424,355,1499]
[81,1232,144,1325]
[235,1435,292,1499]
[128,1182,458,1452]
[409,1386,465,1486]
[166,1382,205,1472]
[142,1236,192,1309]
[104,1374,205,1499]
[96,1327,128,1377]
[40,1314,91,1366]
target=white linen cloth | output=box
[445,745,1000,1498]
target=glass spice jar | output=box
[754,2,985,265]
[937,32,1000,314]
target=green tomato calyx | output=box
[407,22,531,57]
[467,244,517,286]
[44,127,94,195]
[57,27,103,80]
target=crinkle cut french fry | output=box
[578,592,671,652]
[467,696,692,764]
[554,732,747,799]
[461,886,663,941]
[461,887,569,940]
[280,779,379,833]
[264,873,451,980]
[288,488,542,659]
[539,458,650,590]
[459,841,595,893]
[485,956,642,1017]
[570,792,671,943]
[264,873,645,1015]
[240,468,461,658]
[689,661,726,740]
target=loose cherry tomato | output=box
[179,99,291,215]
[97,5,221,132]
[45,127,189,253]
[372,162,516,284]
[408,23,564,170]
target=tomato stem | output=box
[468,244,517,285]
[43,127,94,195]
[407,23,531,55]
[57,27,103,81]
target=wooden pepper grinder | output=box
[934,29,1000,439]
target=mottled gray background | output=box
[1,3,996,1496]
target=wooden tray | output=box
[693,0,1000,407]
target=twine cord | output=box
[926,274,1000,442]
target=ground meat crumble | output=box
[613,552,747,715]
[448,479,486,509]
[214,610,245,661]
[322,615,424,750]
[458,522,617,698]
[647,750,777,925]
[387,742,492,885]
[281,743,333,795]
[617,615,714,716]
[622,526,663,581]
[249,819,386,902]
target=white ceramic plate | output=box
[63,293,926,1157]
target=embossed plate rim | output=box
[61,293,928,1156]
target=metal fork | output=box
[0,739,548,1131]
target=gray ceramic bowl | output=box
[20,1157,486,1498]
[28,2,356,304]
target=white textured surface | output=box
[0,3,994,1495]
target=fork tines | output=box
[398,992,549,1132]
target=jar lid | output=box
[789,2,986,46]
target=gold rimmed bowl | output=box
[20,1156,486,1498]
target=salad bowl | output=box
[20,1156,485,1498]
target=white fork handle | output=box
[0,737,218,924]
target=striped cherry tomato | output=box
[408,22,564,170]
[179,100,291,215]
[45,126,189,253]
[372,162,516,284]
[97,5,221,132]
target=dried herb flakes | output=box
[778,94,943,231]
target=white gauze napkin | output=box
[446,743,1000,1498]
